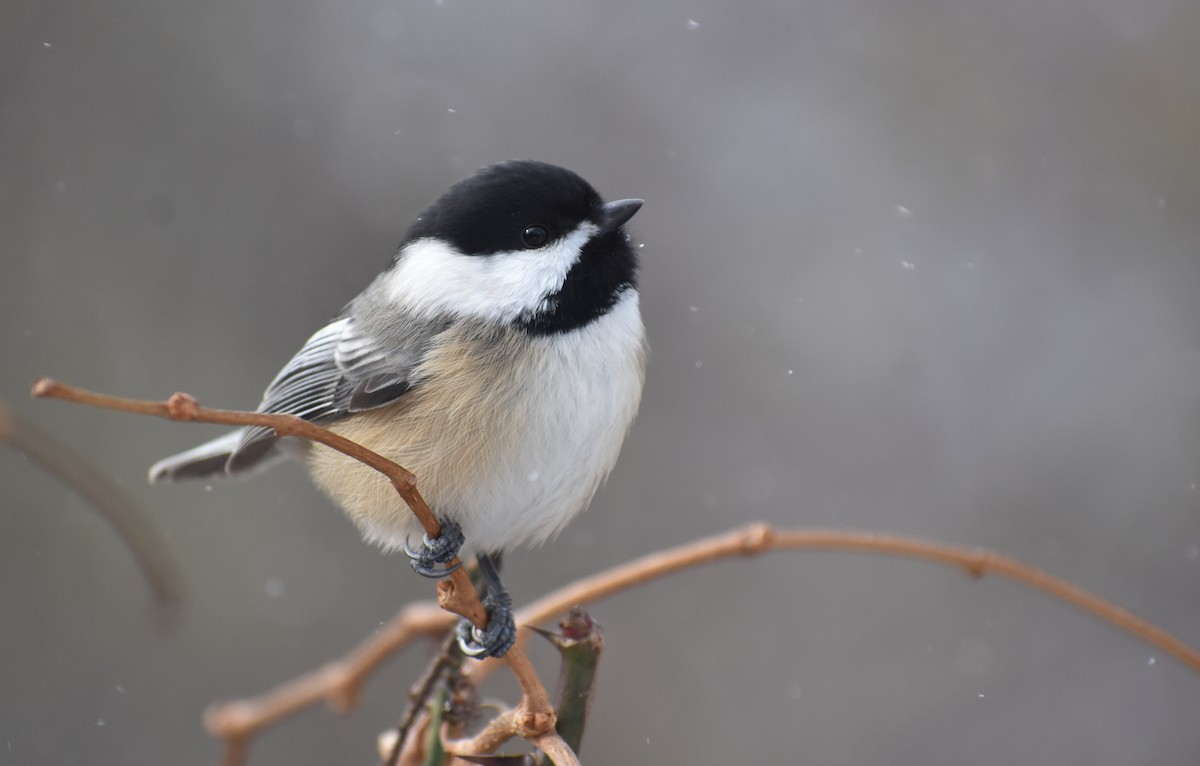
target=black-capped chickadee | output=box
[150,160,646,658]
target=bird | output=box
[149,160,647,658]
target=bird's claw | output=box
[456,588,516,659]
[403,519,465,578]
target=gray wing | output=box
[151,307,447,481]
[227,312,445,470]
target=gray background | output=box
[4,0,1200,763]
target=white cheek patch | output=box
[385,223,597,323]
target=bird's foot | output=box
[456,587,516,659]
[403,518,465,578]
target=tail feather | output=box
[149,429,285,483]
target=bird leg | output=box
[455,552,517,659]
[403,518,465,578]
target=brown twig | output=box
[438,713,582,766]
[1,402,184,603]
[377,712,433,766]
[440,709,519,757]
[466,523,1200,684]
[30,378,434,526]
[383,631,462,766]
[530,731,584,766]
[203,602,451,742]
[31,378,560,761]
[34,378,1200,761]
[197,522,1200,759]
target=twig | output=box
[466,523,1200,685]
[204,601,451,740]
[530,731,583,766]
[35,379,1200,761]
[439,709,582,765]
[441,715,580,766]
[29,378,436,532]
[31,378,561,760]
[383,631,462,766]
[199,522,1200,758]
[1,402,184,603]
[440,709,519,757]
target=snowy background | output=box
[4,0,1200,763]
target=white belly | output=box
[307,291,646,554]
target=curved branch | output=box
[31,378,556,757]
[29,378,431,525]
[1,402,184,603]
[440,715,582,766]
[531,731,583,766]
[33,378,1200,763]
[201,522,1200,755]
[466,523,1200,684]
[204,601,451,740]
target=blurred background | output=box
[4,0,1200,763]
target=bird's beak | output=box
[598,198,643,235]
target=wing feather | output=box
[229,311,443,468]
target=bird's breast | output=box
[307,290,646,554]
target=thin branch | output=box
[1,402,184,603]
[440,710,519,757]
[441,715,580,766]
[466,523,1200,685]
[31,379,558,758]
[383,631,463,766]
[30,378,429,526]
[200,522,1200,758]
[530,731,583,766]
[438,709,580,764]
[377,712,433,766]
[29,377,525,626]
[204,601,451,741]
[34,379,1200,762]
[441,720,580,766]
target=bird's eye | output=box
[521,225,550,248]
